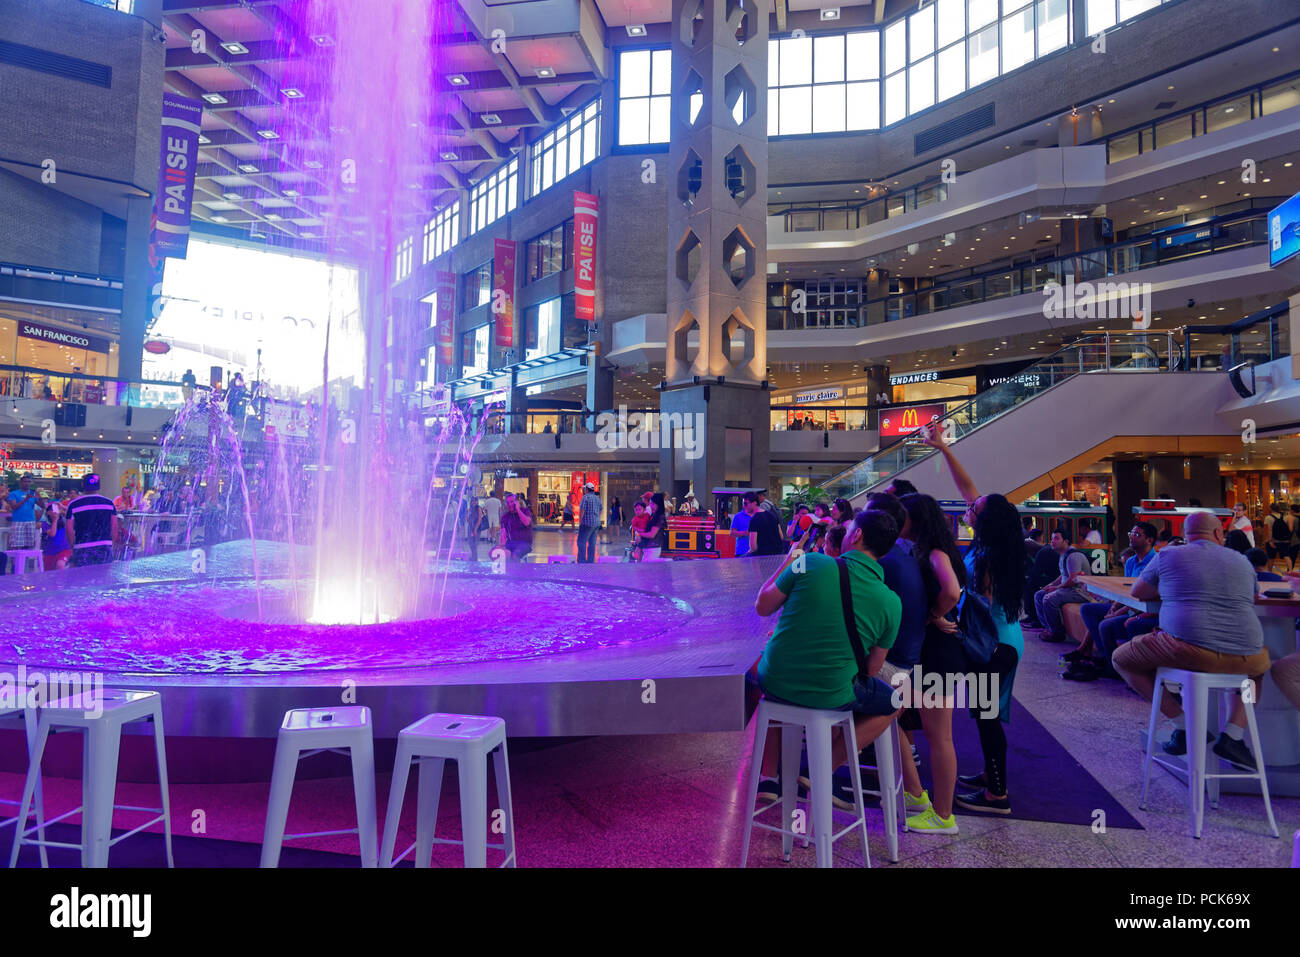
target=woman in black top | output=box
[899,492,965,833]
[636,493,668,559]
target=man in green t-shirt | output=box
[754,508,904,783]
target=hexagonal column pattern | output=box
[665,0,767,387]
[662,0,769,505]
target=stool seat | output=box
[8,688,173,868]
[380,711,516,869]
[1140,667,1280,839]
[4,550,43,574]
[261,706,377,868]
[740,698,869,868]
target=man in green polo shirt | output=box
[754,508,903,790]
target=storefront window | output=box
[0,303,119,400]
[461,324,490,378]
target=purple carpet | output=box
[903,697,1143,829]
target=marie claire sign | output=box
[18,321,111,354]
[792,387,843,404]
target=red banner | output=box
[492,238,516,349]
[878,404,945,437]
[435,270,455,368]
[574,191,598,322]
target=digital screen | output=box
[1269,191,1300,269]
[878,403,945,437]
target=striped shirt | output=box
[67,493,116,548]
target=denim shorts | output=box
[761,675,898,717]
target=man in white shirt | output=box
[1231,503,1255,547]
[481,490,503,541]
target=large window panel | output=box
[1037,0,1069,54]
[846,32,879,81]
[909,57,935,112]
[1001,4,1035,74]
[768,38,780,85]
[968,22,999,87]
[845,81,880,130]
[422,202,459,263]
[812,83,847,133]
[968,0,998,30]
[469,158,518,234]
[780,35,813,85]
[884,20,906,74]
[767,87,779,135]
[617,48,671,145]
[813,34,845,83]
[909,4,935,61]
[884,72,906,125]
[1086,0,1116,33]
[936,42,965,101]
[778,85,812,135]
[1119,0,1161,20]
[937,0,965,46]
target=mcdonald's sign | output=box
[879,403,944,437]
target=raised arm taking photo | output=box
[920,421,979,506]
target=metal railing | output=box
[823,331,1192,501]
[1102,69,1300,164]
[766,205,1275,331]
[769,177,950,233]
[0,365,211,410]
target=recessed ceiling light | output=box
[536,67,556,78]
[197,134,211,145]
[820,7,840,20]
[1108,98,1115,104]
[303,160,323,169]
[625,24,647,36]
[481,113,502,125]
[221,41,248,55]
[201,93,227,105]
[212,215,228,223]
[439,151,459,161]
[257,129,279,139]
[1286,162,1295,168]
[282,189,299,197]
[238,164,258,173]
[281,87,304,99]
[311,34,334,46]
[265,213,282,221]
[447,74,469,86]
[223,191,241,201]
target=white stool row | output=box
[0,704,48,867]
[4,549,43,574]
[7,689,173,868]
[261,707,516,869]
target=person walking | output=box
[577,481,601,563]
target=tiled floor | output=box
[5,623,1298,867]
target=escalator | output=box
[826,333,1240,505]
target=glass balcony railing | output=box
[0,365,211,410]
[823,331,1190,501]
[766,205,1274,331]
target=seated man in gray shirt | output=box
[1031,530,1094,642]
[1113,510,1269,771]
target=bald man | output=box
[1114,510,1268,771]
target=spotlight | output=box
[625,24,647,36]
[220,41,248,55]
[281,88,304,99]
[820,8,840,20]
[201,93,227,105]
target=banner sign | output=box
[492,238,517,348]
[435,270,455,368]
[1269,190,1300,269]
[18,320,111,354]
[878,403,945,437]
[574,191,598,322]
[150,92,204,262]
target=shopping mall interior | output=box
[2,0,1300,902]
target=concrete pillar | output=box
[660,0,769,509]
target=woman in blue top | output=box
[922,426,1027,816]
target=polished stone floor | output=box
[5,610,1297,867]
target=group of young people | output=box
[750,426,1030,833]
[4,472,120,570]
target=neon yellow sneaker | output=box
[905,806,959,834]
[904,789,931,811]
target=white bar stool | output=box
[379,712,516,869]
[8,688,173,868]
[4,550,43,574]
[740,698,869,868]
[857,722,905,862]
[1139,667,1280,839]
[0,704,47,867]
[260,706,378,867]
